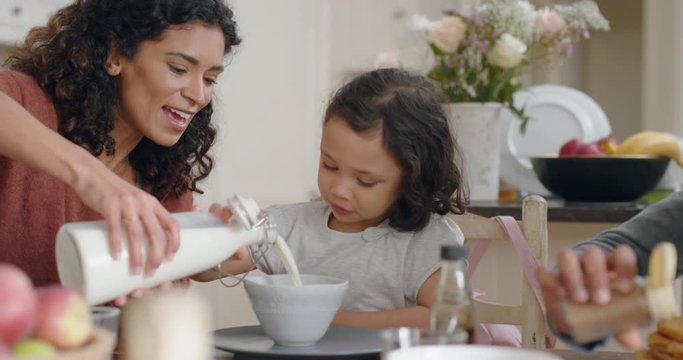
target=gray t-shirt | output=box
[251,201,464,312]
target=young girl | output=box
[196,68,468,329]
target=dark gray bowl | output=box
[531,156,670,203]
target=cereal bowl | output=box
[243,274,348,346]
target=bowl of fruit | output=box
[531,132,680,203]
[0,263,115,359]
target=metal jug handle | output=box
[216,195,276,288]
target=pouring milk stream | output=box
[56,195,302,305]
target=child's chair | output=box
[449,195,553,349]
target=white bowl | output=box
[386,345,562,360]
[243,274,348,346]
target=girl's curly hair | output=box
[324,68,468,232]
[4,0,241,200]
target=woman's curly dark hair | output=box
[324,68,468,232]
[4,0,241,199]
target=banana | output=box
[647,242,677,289]
[614,131,683,167]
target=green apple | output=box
[12,338,57,356]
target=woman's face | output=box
[111,22,225,147]
[318,116,403,233]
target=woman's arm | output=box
[574,190,683,276]
[331,270,440,329]
[0,92,179,277]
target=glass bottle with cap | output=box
[430,245,477,344]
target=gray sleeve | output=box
[573,191,683,277]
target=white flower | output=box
[475,0,535,43]
[517,1,534,15]
[555,0,610,31]
[535,8,566,35]
[429,16,467,53]
[487,33,527,68]
[373,51,401,69]
[410,14,433,36]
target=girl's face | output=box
[318,116,403,233]
[110,22,225,147]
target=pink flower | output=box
[429,16,467,54]
[535,8,566,35]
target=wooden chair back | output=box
[449,195,549,349]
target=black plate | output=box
[212,325,382,360]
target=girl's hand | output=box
[71,160,179,278]
[208,203,250,260]
[209,202,233,222]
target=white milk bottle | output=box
[56,195,281,305]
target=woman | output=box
[0,0,240,295]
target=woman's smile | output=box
[163,106,192,132]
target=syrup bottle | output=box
[430,245,477,343]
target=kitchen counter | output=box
[467,198,646,223]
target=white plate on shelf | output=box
[500,84,611,195]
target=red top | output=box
[0,70,193,286]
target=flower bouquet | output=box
[376,0,610,133]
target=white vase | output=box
[443,103,503,202]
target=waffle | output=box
[640,318,683,360]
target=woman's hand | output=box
[536,245,640,349]
[71,160,179,278]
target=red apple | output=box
[575,142,605,156]
[559,138,583,156]
[34,286,92,349]
[0,342,10,360]
[0,263,38,344]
